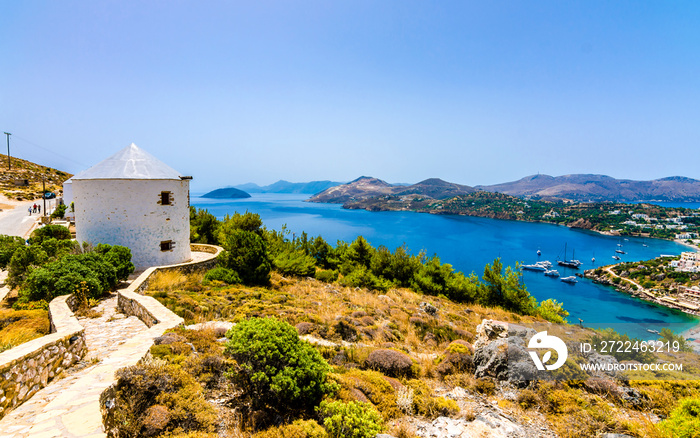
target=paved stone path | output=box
[0,294,148,437]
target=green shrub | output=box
[95,244,135,281]
[203,267,241,285]
[28,224,71,245]
[51,203,67,219]
[317,400,383,438]
[7,245,48,289]
[19,252,118,303]
[0,235,26,268]
[339,266,391,292]
[219,229,271,285]
[224,317,335,417]
[660,398,700,437]
[316,269,339,283]
[190,207,221,245]
[273,251,317,277]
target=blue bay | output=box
[192,193,698,339]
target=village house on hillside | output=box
[65,143,192,269]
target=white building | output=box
[70,144,192,269]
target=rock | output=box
[472,319,541,387]
[154,332,187,345]
[420,302,438,316]
[295,322,315,335]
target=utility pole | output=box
[42,175,47,218]
[3,132,10,170]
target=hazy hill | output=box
[308,176,475,203]
[234,180,343,194]
[476,174,700,202]
[0,153,72,201]
[201,187,251,199]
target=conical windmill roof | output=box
[72,143,183,180]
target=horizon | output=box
[2,2,700,193]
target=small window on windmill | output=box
[160,240,174,252]
[160,191,171,205]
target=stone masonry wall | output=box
[0,295,86,420]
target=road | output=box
[0,200,42,238]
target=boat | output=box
[561,276,578,284]
[557,243,582,269]
[615,249,626,254]
[537,249,541,256]
[647,329,660,335]
[544,269,560,277]
[537,260,553,269]
[522,263,547,271]
[612,255,621,260]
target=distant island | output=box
[201,187,251,199]
[234,180,344,194]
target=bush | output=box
[317,400,383,438]
[28,224,71,245]
[0,235,26,268]
[19,253,118,303]
[203,267,241,285]
[51,203,67,219]
[219,229,271,285]
[224,317,335,417]
[339,266,391,292]
[95,244,135,281]
[405,380,459,418]
[253,419,328,438]
[365,349,417,378]
[332,369,401,420]
[660,398,700,437]
[273,251,317,277]
[109,361,217,437]
[7,245,48,289]
[316,269,339,283]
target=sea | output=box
[192,193,699,339]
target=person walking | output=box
[28,206,32,215]
[38,205,41,214]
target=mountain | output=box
[201,187,251,199]
[234,180,344,194]
[307,177,475,203]
[476,174,700,202]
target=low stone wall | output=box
[0,295,86,420]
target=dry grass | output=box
[148,270,189,291]
[0,307,50,352]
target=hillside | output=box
[0,153,71,201]
[476,174,700,202]
[308,177,475,204]
[201,187,251,199]
[235,180,344,194]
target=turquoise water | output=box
[192,193,698,338]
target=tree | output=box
[219,229,271,285]
[0,235,26,268]
[190,207,220,244]
[346,236,374,268]
[479,259,537,315]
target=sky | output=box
[2,1,700,192]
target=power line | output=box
[10,134,90,168]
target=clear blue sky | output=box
[2,1,699,192]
